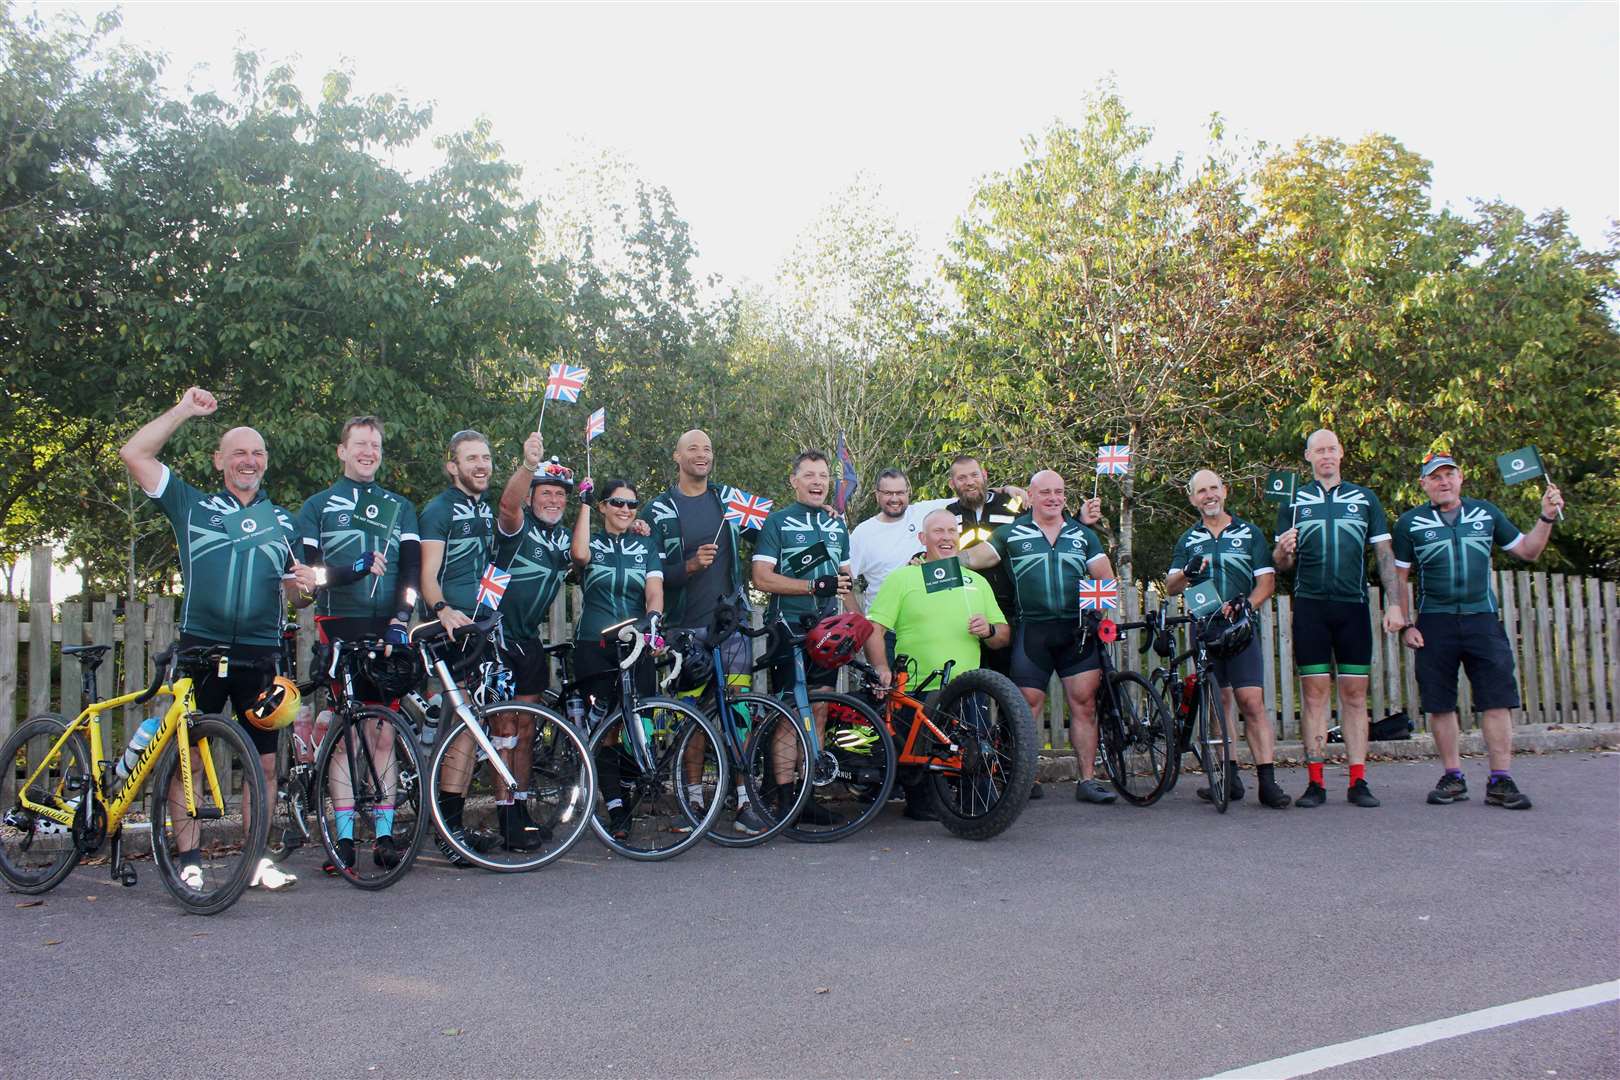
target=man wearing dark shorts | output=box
[487,431,578,849]
[120,387,316,892]
[1273,429,1406,809]
[297,415,421,870]
[1167,469,1287,808]
[962,469,1117,804]
[1392,452,1565,810]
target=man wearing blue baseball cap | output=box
[1390,451,1564,810]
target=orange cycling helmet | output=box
[805,611,874,670]
[244,676,301,732]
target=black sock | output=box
[442,793,465,829]
[1257,763,1276,786]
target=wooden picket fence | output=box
[2,547,1617,758]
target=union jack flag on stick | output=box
[537,362,589,434]
[723,490,774,533]
[1077,578,1120,611]
[475,564,512,612]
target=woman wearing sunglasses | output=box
[572,478,665,835]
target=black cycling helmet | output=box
[673,634,716,693]
[1202,604,1255,659]
[360,646,424,700]
[530,457,576,492]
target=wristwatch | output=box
[1539,513,1557,525]
[432,600,449,614]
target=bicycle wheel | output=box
[1148,669,1188,792]
[0,715,90,894]
[679,692,812,848]
[786,691,897,844]
[925,669,1038,840]
[1101,671,1178,807]
[265,726,314,863]
[588,696,726,861]
[313,706,425,890]
[148,715,269,915]
[429,702,594,872]
[1197,679,1232,813]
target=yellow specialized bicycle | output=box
[0,641,269,914]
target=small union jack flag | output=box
[544,363,589,403]
[724,490,774,531]
[585,407,606,444]
[1077,578,1120,611]
[475,564,512,611]
[1095,445,1132,476]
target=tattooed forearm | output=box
[1374,541,1400,598]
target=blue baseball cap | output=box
[1420,452,1458,477]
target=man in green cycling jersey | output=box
[296,415,420,872]
[1273,429,1405,809]
[120,387,316,892]
[642,429,768,834]
[1392,452,1564,811]
[419,429,496,861]
[1165,469,1287,809]
[487,432,577,850]
[752,449,854,827]
[864,508,1010,820]
[962,469,1117,805]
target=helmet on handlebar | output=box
[244,676,301,732]
[360,646,423,700]
[805,611,874,671]
[672,634,716,693]
[1202,603,1255,659]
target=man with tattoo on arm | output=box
[1273,430,1406,808]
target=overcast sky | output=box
[61,2,1620,288]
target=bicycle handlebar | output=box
[135,642,180,705]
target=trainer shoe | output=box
[1197,763,1246,804]
[795,798,843,827]
[500,805,549,852]
[1347,779,1381,808]
[606,804,632,839]
[734,802,770,835]
[373,834,403,868]
[178,850,204,891]
[1427,772,1469,805]
[1258,779,1292,809]
[1075,778,1118,804]
[324,837,356,874]
[1028,781,1045,800]
[250,857,298,890]
[1295,782,1327,808]
[1485,775,1532,810]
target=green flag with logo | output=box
[785,540,832,578]
[1186,581,1224,618]
[922,556,964,594]
[226,501,285,553]
[1496,447,1545,486]
[1263,470,1297,504]
[352,490,399,549]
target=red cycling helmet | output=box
[805,611,874,670]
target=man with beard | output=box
[295,415,421,871]
[419,429,496,861]
[485,432,576,849]
[120,387,316,892]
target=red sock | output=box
[1349,763,1365,785]
[1308,762,1324,786]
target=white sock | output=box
[735,785,749,807]
[686,783,704,803]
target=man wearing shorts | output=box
[1166,469,1288,808]
[1273,429,1406,808]
[1392,452,1564,810]
[962,469,1117,804]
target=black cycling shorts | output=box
[1292,597,1372,677]
[1009,620,1099,690]
[574,639,655,708]
[1413,613,1520,714]
[180,635,281,756]
[765,638,838,695]
[1206,630,1265,691]
[499,638,552,697]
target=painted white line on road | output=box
[1207,979,1620,1079]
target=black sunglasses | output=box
[604,497,640,509]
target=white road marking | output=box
[1207,979,1620,1079]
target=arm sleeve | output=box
[294,498,321,559]
[394,538,421,613]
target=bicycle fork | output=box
[430,655,517,789]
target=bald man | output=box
[121,387,317,892]
[963,469,1117,804]
[1166,469,1287,808]
[1272,429,1405,809]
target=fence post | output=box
[122,599,147,737]
[1498,571,1518,727]
[0,602,18,742]
[1367,587,1386,722]
[1584,578,1605,723]
[28,546,52,718]
[1277,595,1294,739]
[1551,574,1572,724]
[60,601,84,719]
[1605,581,1618,724]
[1569,579,1591,724]
[1518,571,1542,722]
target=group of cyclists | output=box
[97,387,1566,896]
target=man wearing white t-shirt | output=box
[849,469,954,610]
